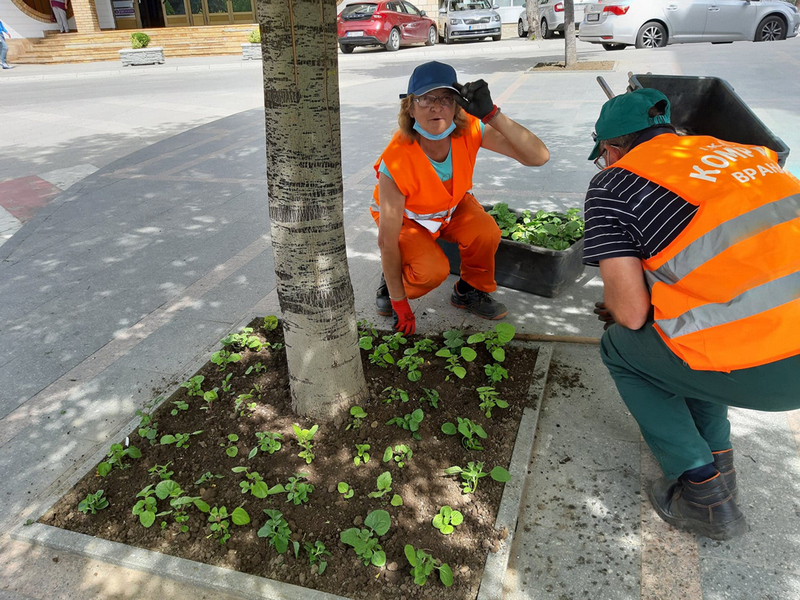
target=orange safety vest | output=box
[371,114,483,235]
[613,134,800,372]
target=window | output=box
[403,1,422,15]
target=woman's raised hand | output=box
[452,80,495,120]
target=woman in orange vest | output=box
[372,61,549,334]
[585,88,800,540]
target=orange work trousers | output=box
[373,193,501,300]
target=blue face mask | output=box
[413,120,456,141]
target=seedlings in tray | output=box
[484,363,509,383]
[221,326,263,352]
[476,386,509,418]
[354,443,371,465]
[441,417,487,451]
[381,386,409,404]
[210,349,241,371]
[346,406,368,430]
[232,466,269,498]
[432,505,463,535]
[293,423,319,464]
[160,430,203,449]
[221,433,240,457]
[78,490,109,515]
[195,471,224,485]
[467,322,516,363]
[96,442,142,477]
[338,482,355,499]
[419,388,441,409]
[340,509,391,567]
[397,354,425,382]
[263,315,279,331]
[208,505,250,545]
[404,544,453,587]
[386,408,424,441]
[180,375,205,397]
[383,444,412,468]
[220,373,233,394]
[136,411,158,445]
[148,461,174,481]
[368,471,393,498]
[304,541,331,575]
[248,431,283,458]
[266,473,314,505]
[170,400,189,415]
[200,388,219,411]
[444,462,511,494]
[258,508,292,554]
[245,362,268,376]
[435,346,477,381]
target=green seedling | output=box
[136,411,158,445]
[160,430,203,449]
[435,346,477,380]
[210,349,241,371]
[170,400,189,415]
[305,541,331,575]
[293,423,318,464]
[432,505,463,535]
[441,417,487,451]
[368,343,395,368]
[406,338,437,354]
[386,408,424,441]
[419,388,440,409]
[346,406,367,430]
[220,373,233,394]
[476,386,509,418]
[266,473,314,505]
[358,334,374,351]
[340,509,391,567]
[97,442,142,477]
[148,461,174,481]
[257,508,292,554]
[484,362,509,383]
[354,443,371,465]
[263,315,278,331]
[249,431,283,458]
[467,322,515,362]
[404,544,453,587]
[391,494,403,507]
[381,386,409,404]
[382,331,407,351]
[200,388,219,411]
[232,466,268,498]
[338,482,354,499]
[78,490,109,515]
[222,433,239,457]
[180,375,204,397]
[368,471,392,498]
[195,471,224,485]
[443,329,465,349]
[245,362,268,375]
[357,319,379,338]
[444,462,510,494]
[233,393,256,417]
[207,505,250,545]
[383,444,412,468]
[397,354,425,382]
[132,484,170,528]
[221,326,263,352]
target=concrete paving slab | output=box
[38,165,99,191]
[699,560,800,600]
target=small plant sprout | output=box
[382,331,407,350]
[180,375,205,397]
[484,362,509,383]
[220,373,234,394]
[404,544,453,587]
[160,431,203,449]
[201,388,219,411]
[443,329,465,349]
[222,433,239,457]
[248,431,283,459]
[97,442,142,477]
[170,400,189,415]
[207,506,250,545]
[233,393,256,418]
[476,386,509,418]
[368,342,395,368]
[195,471,224,485]
[78,490,109,515]
[245,362,268,376]
[381,386,410,404]
[338,482,354,499]
[420,388,440,409]
[293,423,318,464]
[435,345,477,380]
[305,541,331,575]
[266,473,314,505]
[232,466,268,498]
[386,408,424,441]
[136,410,158,445]
[354,443,371,465]
[383,444,412,468]
[210,349,241,371]
[368,471,393,498]
[258,508,292,554]
[340,509,391,567]
[221,326,263,352]
[467,322,516,362]
[346,406,367,430]
[432,505,463,535]
[391,494,403,507]
[444,462,511,494]
[132,484,169,528]
[357,319,378,338]
[263,315,279,331]
[441,418,487,451]
[397,354,425,382]
[148,461,174,481]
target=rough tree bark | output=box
[526,0,541,41]
[256,0,368,423]
[563,0,577,67]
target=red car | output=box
[337,1,438,53]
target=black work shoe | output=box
[376,275,392,317]
[713,449,738,503]
[450,285,507,320]
[648,474,747,540]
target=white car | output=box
[579,0,800,50]
[517,0,592,38]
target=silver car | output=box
[517,0,592,38]
[579,0,800,50]
[438,0,503,43]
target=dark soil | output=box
[41,318,538,599]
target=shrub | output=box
[131,32,151,49]
[248,28,260,44]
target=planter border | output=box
[119,46,166,67]
[11,328,553,600]
[241,42,262,60]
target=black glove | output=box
[452,80,495,120]
[593,301,616,331]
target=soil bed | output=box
[41,318,538,599]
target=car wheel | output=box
[339,43,354,54]
[518,19,526,37]
[444,25,452,44]
[492,34,502,41]
[541,18,553,39]
[426,25,437,46]
[635,21,667,49]
[755,15,785,42]
[385,27,401,51]
[602,43,626,51]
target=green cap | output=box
[588,88,671,160]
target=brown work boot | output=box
[712,449,738,503]
[648,473,747,540]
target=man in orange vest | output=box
[585,88,800,540]
[372,61,550,334]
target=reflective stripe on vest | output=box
[370,201,457,222]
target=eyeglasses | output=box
[414,93,456,108]
[593,144,620,170]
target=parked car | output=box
[517,0,592,38]
[579,0,800,50]
[438,0,503,44]
[337,1,438,53]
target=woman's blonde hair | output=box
[397,94,469,142]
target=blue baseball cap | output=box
[400,61,460,99]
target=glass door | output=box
[162,0,193,25]
[190,0,206,24]
[230,0,254,22]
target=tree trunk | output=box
[526,0,541,40]
[563,0,577,67]
[256,0,368,423]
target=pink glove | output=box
[391,299,415,336]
